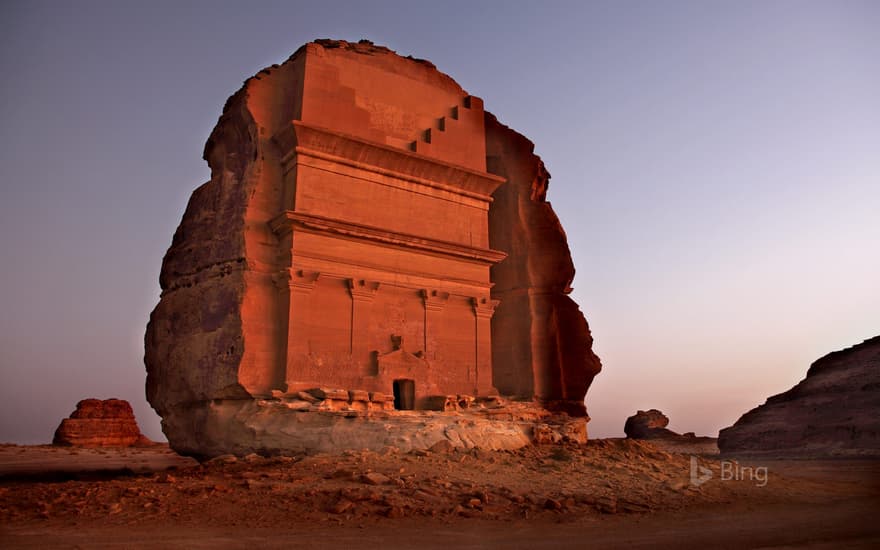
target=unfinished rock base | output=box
[162,397,585,459]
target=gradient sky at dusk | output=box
[1,1,877,443]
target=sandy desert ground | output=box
[1,441,878,549]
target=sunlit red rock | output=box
[144,39,601,457]
[53,399,152,447]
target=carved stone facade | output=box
[267,95,506,407]
[145,40,602,456]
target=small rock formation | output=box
[624,409,718,454]
[145,39,601,458]
[719,336,880,456]
[53,399,153,447]
[624,409,678,439]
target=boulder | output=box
[719,336,880,457]
[624,409,678,439]
[53,398,153,447]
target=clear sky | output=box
[1,1,877,443]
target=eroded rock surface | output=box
[145,39,601,457]
[624,409,676,439]
[624,409,717,454]
[719,336,880,456]
[53,399,152,448]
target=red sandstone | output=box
[144,40,601,457]
[53,399,152,448]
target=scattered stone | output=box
[331,469,356,480]
[594,495,617,514]
[307,388,350,401]
[296,391,319,404]
[428,440,455,454]
[619,500,651,513]
[360,472,392,486]
[330,499,354,514]
[532,424,555,445]
[283,400,312,411]
[348,390,370,402]
[156,473,176,484]
[384,506,405,518]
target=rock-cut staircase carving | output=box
[406,95,486,172]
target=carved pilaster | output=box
[348,279,380,355]
[421,289,449,359]
[282,269,320,388]
[471,296,500,395]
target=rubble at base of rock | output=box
[2,439,771,526]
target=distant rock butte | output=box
[144,39,601,457]
[719,336,880,457]
[53,399,153,447]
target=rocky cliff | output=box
[719,336,880,456]
[485,115,602,416]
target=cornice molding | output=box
[270,210,507,266]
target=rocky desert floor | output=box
[0,440,878,549]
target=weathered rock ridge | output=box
[145,39,601,457]
[719,336,880,456]
[53,399,152,447]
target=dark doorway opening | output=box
[393,379,415,410]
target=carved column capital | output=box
[471,296,500,319]
[276,269,320,293]
[421,289,450,312]
[348,278,380,302]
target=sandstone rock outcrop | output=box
[719,336,880,456]
[624,409,677,439]
[53,399,152,447]
[145,39,601,457]
[624,409,717,454]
